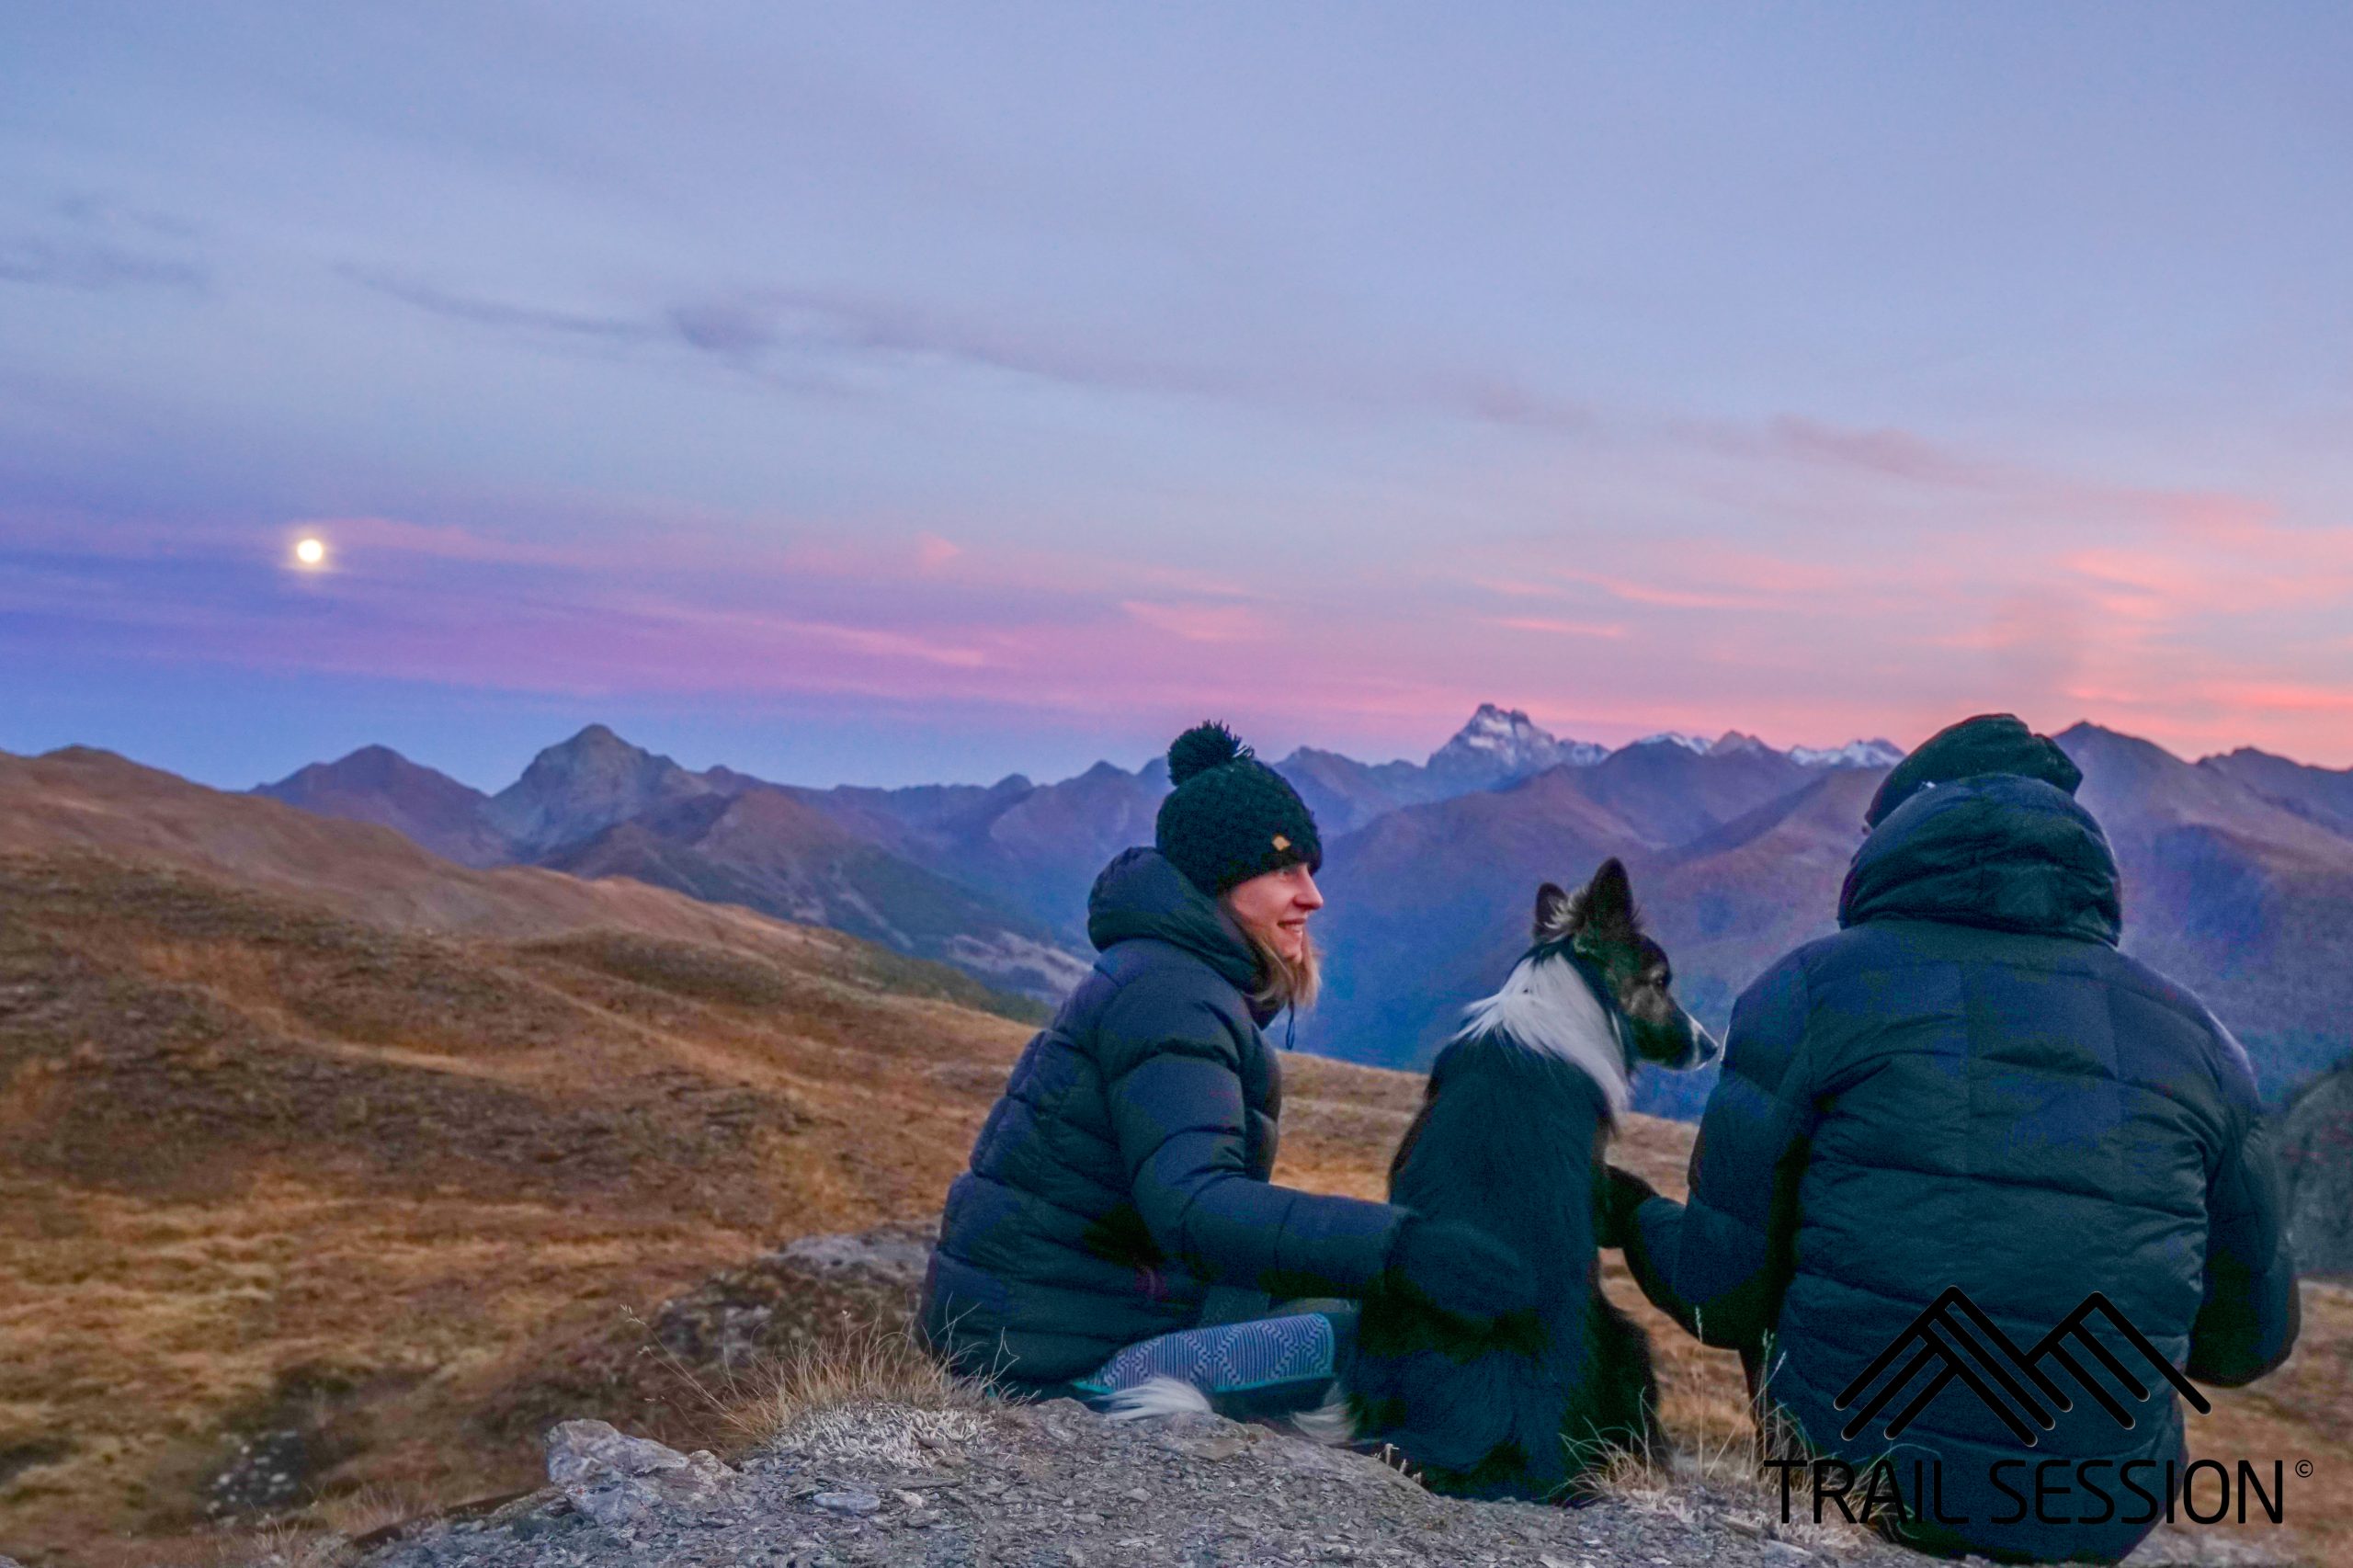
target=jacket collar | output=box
[1839,774,2122,945]
[1086,847,1271,1012]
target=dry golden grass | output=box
[1585,1417,1881,1557]
[199,1520,349,1568]
[111,1483,449,1568]
[0,843,1035,1565]
[694,1317,997,1449]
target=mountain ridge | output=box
[234,710,2353,1109]
[542,783,1087,1000]
[256,744,513,868]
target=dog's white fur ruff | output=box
[1453,951,1631,1120]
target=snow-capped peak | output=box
[1455,703,1548,753]
[1789,738,1905,769]
[1427,704,1605,778]
[1708,731,1771,756]
[1428,704,1556,778]
[1627,731,1713,755]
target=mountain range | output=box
[251,705,1885,948]
[247,705,2353,1116]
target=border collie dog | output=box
[1336,858,1718,1500]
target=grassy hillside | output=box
[0,848,1043,1563]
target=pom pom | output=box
[1167,721,1250,787]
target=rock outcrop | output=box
[2279,1061,2353,1277]
[542,1419,738,1527]
[357,1397,2303,1568]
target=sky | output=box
[5,4,2351,790]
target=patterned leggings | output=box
[1068,1298,1358,1419]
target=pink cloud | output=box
[1460,539,1881,620]
[1120,599,1267,643]
[2192,680,2353,717]
[1489,616,1626,639]
[1466,574,1562,599]
[601,596,993,669]
[1658,411,2015,489]
[1553,571,1767,611]
[1759,415,1999,487]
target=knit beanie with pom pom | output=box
[1154,722,1323,897]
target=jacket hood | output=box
[1087,846,1265,995]
[1839,773,2122,945]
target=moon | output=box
[294,537,327,568]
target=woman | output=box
[921,722,1537,1411]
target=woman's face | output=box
[1222,862,1324,964]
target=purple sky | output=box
[5,4,2351,790]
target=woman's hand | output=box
[1381,1216,1540,1326]
[1594,1164,1661,1249]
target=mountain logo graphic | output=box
[1834,1288,2211,1449]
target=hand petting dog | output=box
[1594,1164,1661,1250]
[1382,1215,1541,1326]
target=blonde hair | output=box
[1233,920,1320,1015]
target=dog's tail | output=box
[1096,1377,1213,1422]
[1095,1376,1362,1443]
[1290,1387,1358,1445]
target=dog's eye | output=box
[1648,966,1671,989]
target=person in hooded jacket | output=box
[1601,714,2300,1564]
[922,722,1539,1410]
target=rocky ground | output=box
[341,1396,2310,1568]
[287,1221,2318,1568]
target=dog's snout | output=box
[1680,1011,1722,1069]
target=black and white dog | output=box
[1110,858,1715,1503]
[1336,857,1718,1500]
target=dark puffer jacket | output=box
[922,848,1406,1386]
[1622,774,2299,1564]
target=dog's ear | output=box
[1580,858,1637,933]
[1534,881,1575,939]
